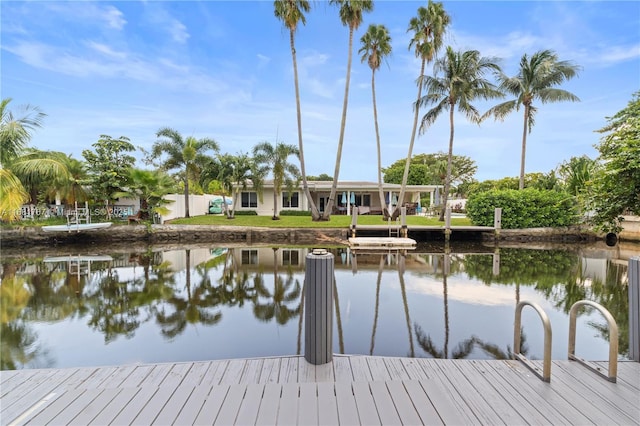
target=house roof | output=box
[237,180,442,192]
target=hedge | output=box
[466,188,579,229]
[279,210,312,216]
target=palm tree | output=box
[151,128,219,218]
[394,1,450,219]
[484,50,581,190]
[1,100,70,221]
[419,47,503,223]
[115,168,177,221]
[274,0,321,221]
[359,24,392,219]
[0,98,46,168]
[215,153,263,218]
[323,0,374,220]
[253,141,300,220]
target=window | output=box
[241,249,258,265]
[241,192,258,208]
[355,194,371,206]
[282,191,299,208]
[282,250,299,266]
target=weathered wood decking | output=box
[1,356,638,425]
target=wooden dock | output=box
[1,355,638,425]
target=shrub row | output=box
[233,210,258,216]
[466,189,579,229]
[279,210,312,216]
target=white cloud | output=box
[103,5,126,30]
[169,20,190,44]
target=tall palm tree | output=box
[394,1,450,219]
[359,24,392,219]
[323,0,374,220]
[484,50,581,189]
[151,128,219,218]
[274,0,321,220]
[253,141,300,219]
[419,47,503,223]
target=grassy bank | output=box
[168,214,472,228]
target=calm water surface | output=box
[1,242,636,370]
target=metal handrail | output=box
[514,301,552,382]
[568,300,618,382]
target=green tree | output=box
[51,156,90,205]
[324,0,374,220]
[82,135,136,212]
[150,128,219,218]
[360,23,393,218]
[395,1,450,218]
[115,168,177,220]
[557,155,598,197]
[0,98,46,168]
[307,173,333,181]
[253,141,300,219]
[383,152,477,189]
[590,92,640,233]
[215,153,263,218]
[274,0,320,220]
[419,47,503,222]
[484,50,581,190]
[1,99,69,221]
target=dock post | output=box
[494,208,502,238]
[305,249,334,365]
[401,206,408,238]
[630,257,640,362]
[493,248,500,276]
[350,207,358,238]
[444,207,452,241]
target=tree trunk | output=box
[519,105,529,190]
[273,189,279,219]
[439,101,455,223]
[324,25,355,220]
[290,30,320,220]
[372,69,388,218]
[394,58,426,220]
[184,176,190,218]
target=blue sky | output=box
[2,1,639,182]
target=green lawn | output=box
[169,214,472,228]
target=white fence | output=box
[161,194,217,222]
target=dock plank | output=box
[387,381,423,426]
[181,361,213,386]
[214,384,246,425]
[334,382,359,425]
[277,383,299,425]
[67,387,121,425]
[369,381,402,425]
[255,383,281,426]
[332,356,354,382]
[297,382,318,425]
[352,381,380,426]
[172,384,212,425]
[1,356,637,426]
[258,357,281,383]
[317,382,339,425]
[235,383,264,426]
[402,380,444,426]
[193,384,230,425]
[88,387,141,425]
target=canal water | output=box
[1,241,636,370]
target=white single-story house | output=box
[233,180,444,216]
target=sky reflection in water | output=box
[0,242,633,370]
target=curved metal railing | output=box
[514,301,552,382]
[568,300,618,383]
